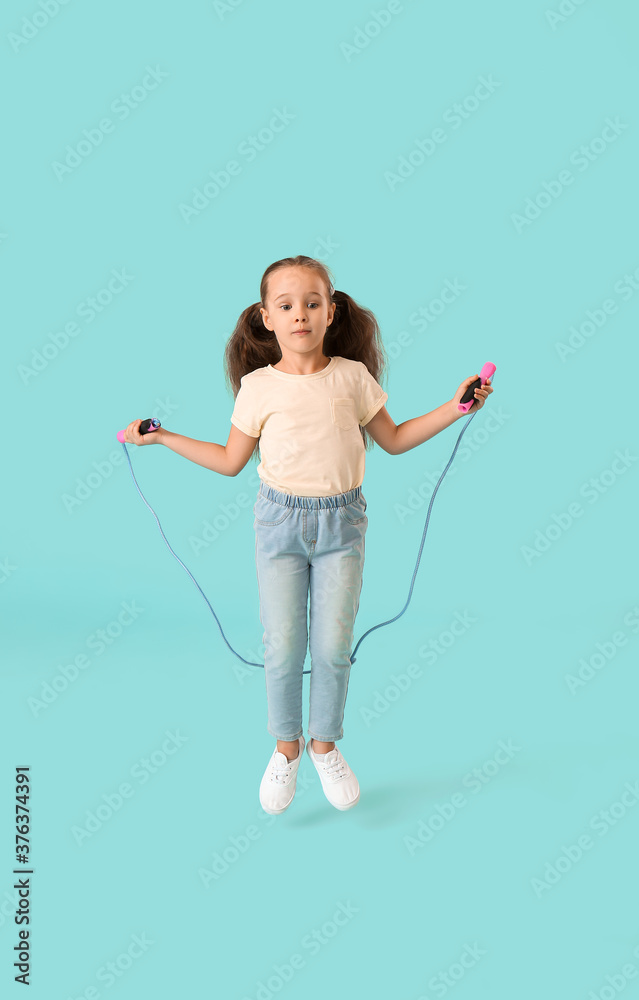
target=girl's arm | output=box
[365,376,493,455]
[122,420,258,476]
[158,428,231,474]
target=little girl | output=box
[122,254,493,816]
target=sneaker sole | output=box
[260,797,295,816]
[330,791,360,811]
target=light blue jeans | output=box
[253,481,368,743]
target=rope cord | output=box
[120,374,494,675]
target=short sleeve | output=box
[358,364,388,426]
[230,377,262,438]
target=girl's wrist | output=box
[448,398,463,420]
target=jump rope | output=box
[116,362,496,674]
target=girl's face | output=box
[260,267,335,363]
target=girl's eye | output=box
[280,302,320,310]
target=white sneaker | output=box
[307,739,360,811]
[259,736,305,815]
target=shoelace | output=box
[270,754,296,785]
[317,750,348,782]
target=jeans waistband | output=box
[258,481,362,510]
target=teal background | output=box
[3,0,638,997]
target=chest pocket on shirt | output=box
[330,397,358,431]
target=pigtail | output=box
[224,302,280,465]
[224,302,280,399]
[324,289,388,452]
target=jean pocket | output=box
[330,397,358,431]
[253,495,295,526]
[338,493,368,525]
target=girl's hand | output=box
[122,419,164,445]
[453,375,494,412]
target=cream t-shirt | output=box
[230,355,388,497]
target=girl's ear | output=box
[260,306,271,330]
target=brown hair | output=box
[224,255,388,463]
